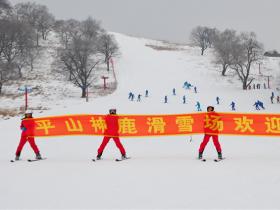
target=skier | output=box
[137,94,142,102]
[253,101,260,110]
[96,109,127,160]
[128,92,133,100]
[14,110,42,161]
[230,101,236,111]
[183,81,188,89]
[145,90,149,97]
[164,96,168,103]
[194,86,197,93]
[195,101,202,111]
[270,95,274,104]
[131,94,135,101]
[183,95,186,104]
[216,96,220,105]
[258,100,265,110]
[277,96,280,103]
[173,88,176,95]
[198,106,222,160]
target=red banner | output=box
[22,113,280,137]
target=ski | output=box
[27,158,47,162]
[198,158,206,162]
[10,159,22,163]
[115,157,131,162]
[214,158,225,162]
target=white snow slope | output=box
[1,32,280,209]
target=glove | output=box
[21,127,27,131]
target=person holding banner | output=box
[14,110,42,161]
[198,106,222,160]
[96,109,127,160]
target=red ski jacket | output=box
[203,112,221,135]
[20,118,35,137]
[104,114,119,137]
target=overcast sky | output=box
[9,0,280,50]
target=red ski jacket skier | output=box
[15,110,42,160]
[198,106,222,160]
[96,109,127,160]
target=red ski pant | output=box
[16,136,40,156]
[97,136,126,155]
[199,134,222,153]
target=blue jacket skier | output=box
[253,101,260,110]
[164,96,168,103]
[183,95,186,104]
[194,86,197,93]
[216,97,220,105]
[258,100,265,110]
[195,101,202,111]
[173,88,176,95]
[145,90,149,97]
[230,101,236,111]
[137,94,142,102]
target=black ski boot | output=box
[121,154,127,160]
[218,152,222,160]
[36,152,42,160]
[96,153,102,160]
[15,155,20,161]
[198,152,203,160]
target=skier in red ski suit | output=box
[15,110,42,160]
[96,109,127,160]
[198,106,222,160]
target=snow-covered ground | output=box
[0,32,280,209]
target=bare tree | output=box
[0,18,36,79]
[54,19,81,49]
[190,26,217,55]
[81,17,103,40]
[98,33,119,71]
[36,5,55,40]
[14,2,54,45]
[230,32,264,90]
[213,29,239,76]
[58,37,101,97]
[57,17,103,97]
[0,0,11,18]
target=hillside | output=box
[0,32,280,209]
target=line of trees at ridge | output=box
[190,26,264,90]
[0,0,119,97]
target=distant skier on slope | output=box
[198,106,223,160]
[277,96,280,103]
[128,92,133,100]
[96,109,127,160]
[164,96,168,103]
[14,110,42,161]
[230,101,236,111]
[195,101,202,111]
[137,94,142,102]
[258,100,265,110]
[131,94,135,101]
[183,95,186,104]
[145,90,149,97]
[173,88,176,95]
[194,86,197,93]
[216,96,220,105]
[253,101,260,110]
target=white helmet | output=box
[25,110,33,114]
